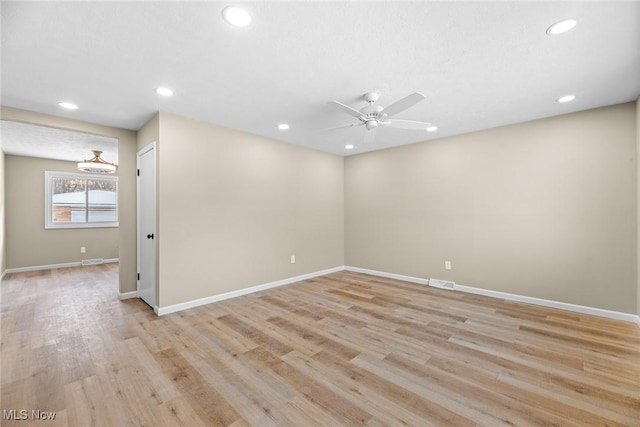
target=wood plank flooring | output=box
[1,264,639,426]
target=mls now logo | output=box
[3,409,57,420]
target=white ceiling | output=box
[1,1,638,157]
[1,120,118,165]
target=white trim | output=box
[7,261,84,273]
[345,266,640,325]
[5,258,119,274]
[44,170,119,229]
[344,266,428,285]
[156,266,345,316]
[118,291,138,300]
[453,283,640,325]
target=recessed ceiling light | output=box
[546,18,577,35]
[58,101,79,110]
[426,125,438,132]
[556,94,576,103]
[155,87,173,97]
[222,6,252,27]
[278,123,290,130]
[345,144,354,150]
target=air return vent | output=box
[428,278,455,290]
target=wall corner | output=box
[636,96,640,316]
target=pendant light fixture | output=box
[78,150,116,174]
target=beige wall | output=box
[346,103,637,314]
[156,112,344,307]
[0,145,5,276]
[138,113,159,151]
[0,107,137,293]
[5,155,118,267]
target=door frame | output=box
[137,141,157,313]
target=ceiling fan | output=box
[327,92,432,143]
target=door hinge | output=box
[137,169,140,176]
[137,273,140,280]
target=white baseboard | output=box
[453,283,640,325]
[344,266,428,285]
[157,266,345,316]
[345,265,640,325]
[6,261,83,273]
[118,291,138,300]
[5,258,119,274]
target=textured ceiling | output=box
[1,1,638,157]
[1,120,118,165]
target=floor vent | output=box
[81,258,104,266]
[428,278,455,290]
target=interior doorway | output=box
[136,142,156,310]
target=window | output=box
[45,171,118,229]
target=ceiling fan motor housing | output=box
[361,104,383,115]
[361,101,383,130]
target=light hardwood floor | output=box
[1,264,639,426]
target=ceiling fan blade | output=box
[384,119,432,130]
[381,92,425,118]
[321,122,362,132]
[364,128,377,144]
[328,101,363,118]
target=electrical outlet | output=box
[290,255,296,264]
[444,260,451,270]
[81,247,86,254]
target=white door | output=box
[137,143,156,310]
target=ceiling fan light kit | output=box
[328,91,435,144]
[78,150,117,174]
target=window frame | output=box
[44,171,119,229]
